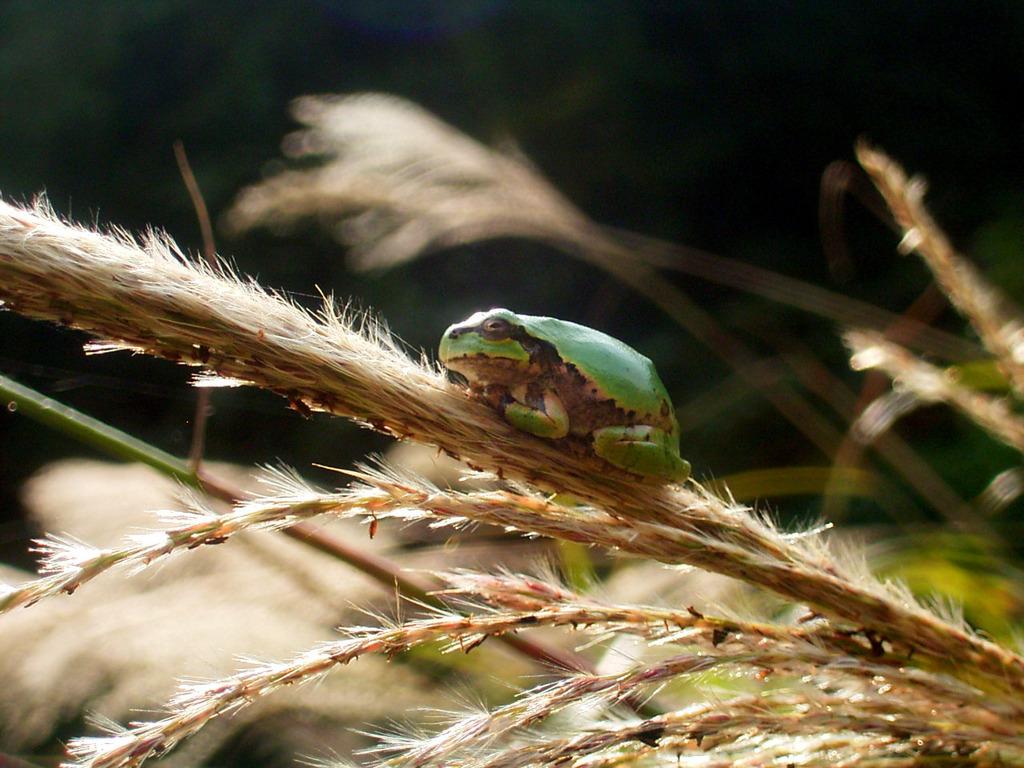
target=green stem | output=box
[0,373,199,488]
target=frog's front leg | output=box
[592,425,691,480]
[499,383,570,439]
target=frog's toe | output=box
[503,391,570,438]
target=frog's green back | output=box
[518,313,674,418]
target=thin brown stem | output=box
[173,140,218,472]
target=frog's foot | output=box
[502,385,570,438]
[592,425,691,481]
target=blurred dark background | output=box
[2,0,1024,569]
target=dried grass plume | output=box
[1,140,1024,767]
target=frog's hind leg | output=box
[592,425,691,481]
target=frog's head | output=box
[439,308,537,385]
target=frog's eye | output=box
[481,317,513,340]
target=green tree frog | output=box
[439,308,690,481]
